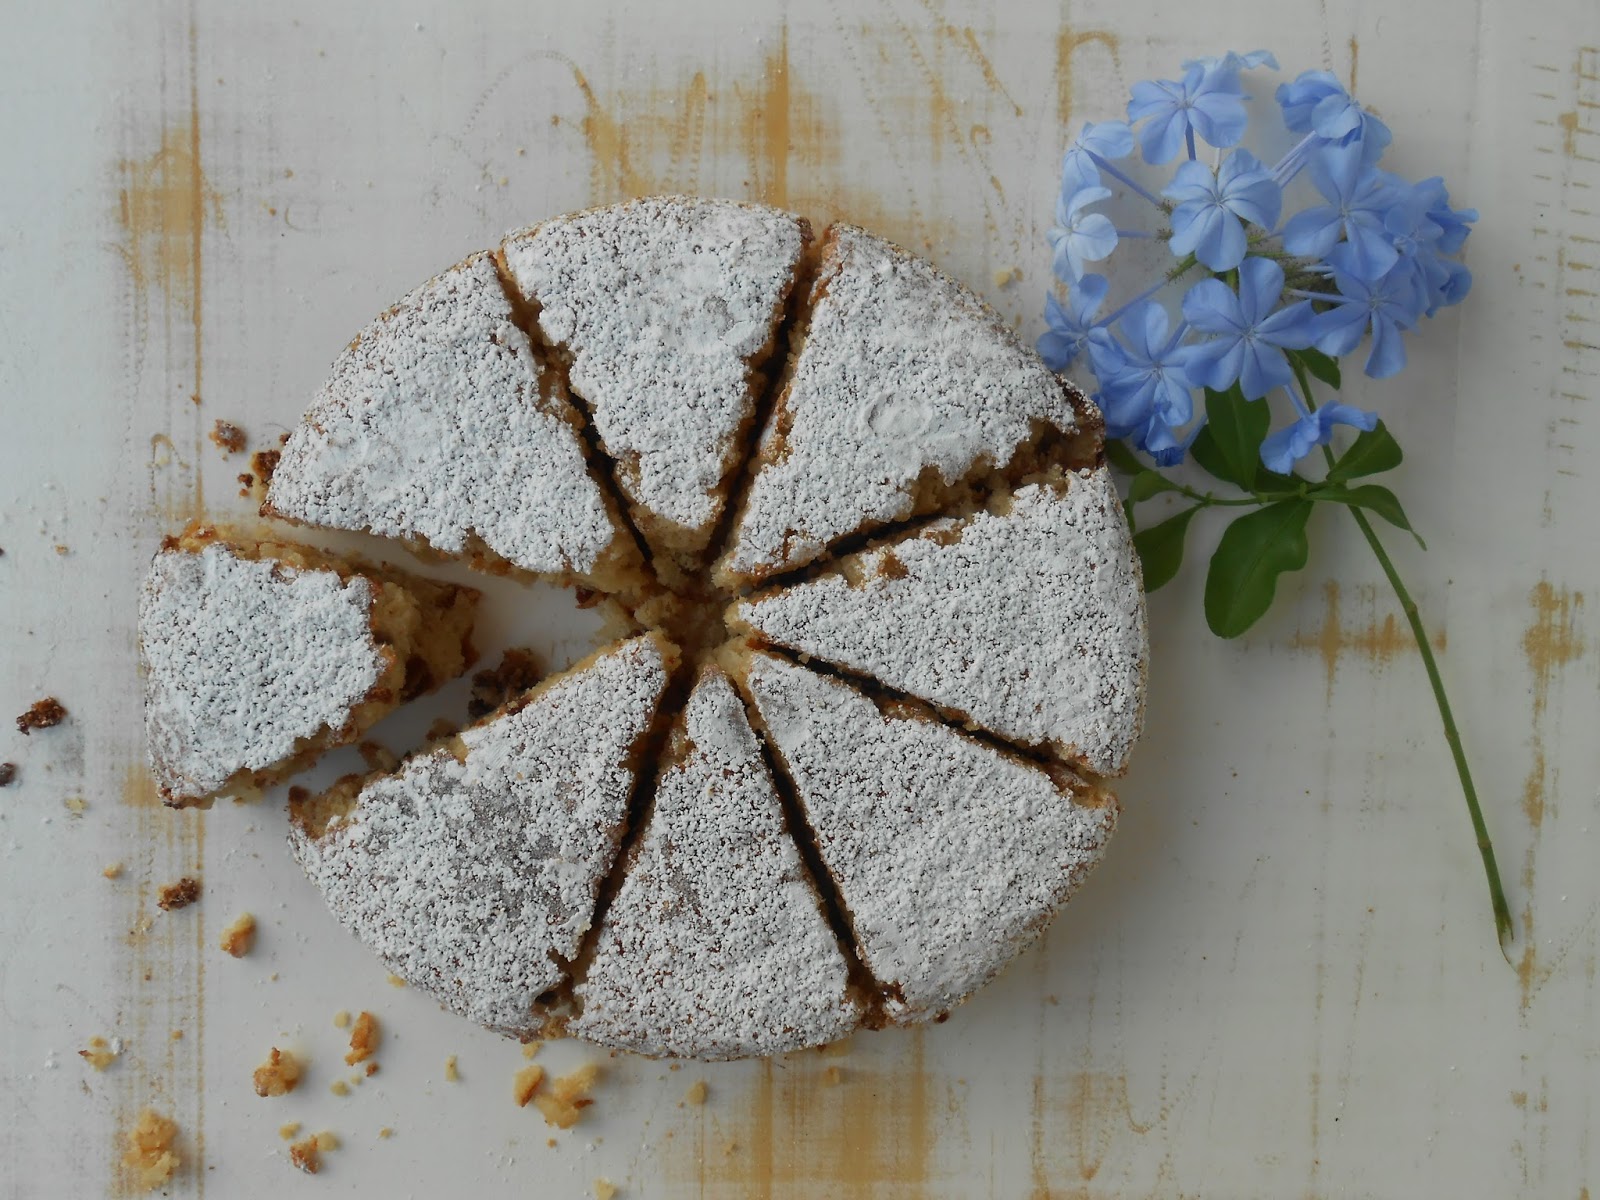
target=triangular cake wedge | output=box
[263,252,647,596]
[288,634,678,1038]
[715,224,1094,588]
[139,524,479,808]
[731,465,1147,776]
[501,197,811,577]
[735,651,1117,1025]
[571,667,861,1059]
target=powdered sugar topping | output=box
[502,197,806,541]
[572,668,859,1059]
[289,636,671,1037]
[735,466,1147,775]
[722,224,1081,581]
[140,542,386,800]
[742,653,1117,1024]
[266,253,622,579]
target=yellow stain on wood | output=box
[1348,36,1360,93]
[679,1031,937,1195]
[1055,29,1122,127]
[1558,110,1580,158]
[117,116,221,321]
[1291,581,1446,698]
[1030,1070,1154,1196]
[1522,581,1585,719]
[111,765,208,1195]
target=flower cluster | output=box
[1039,52,1475,471]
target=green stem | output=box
[1300,411,1514,958]
[1342,502,1515,957]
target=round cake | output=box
[159,196,1148,1059]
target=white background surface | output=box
[2,0,1598,1196]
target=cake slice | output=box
[263,252,648,596]
[716,224,1095,589]
[139,524,479,808]
[735,651,1117,1025]
[288,634,678,1039]
[570,667,861,1059]
[731,465,1147,776]
[501,197,811,577]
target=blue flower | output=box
[1096,301,1200,457]
[1127,59,1252,164]
[1060,121,1136,194]
[1183,49,1280,73]
[1312,266,1424,378]
[1260,403,1378,473]
[1275,71,1392,164]
[1038,275,1113,370]
[1163,149,1283,270]
[1281,143,1404,279]
[1417,176,1477,254]
[1181,257,1316,398]
[1047,186,1118,282]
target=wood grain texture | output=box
[0,0,1596,1195]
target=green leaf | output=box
[1133,506,1200,592]
[1203,499,1314,638]
[1188,426,1234,484]
[1104,438,1144,475]
[1315,483,1427,549]
[1203,386,1269,490]
[1294,347,1342,390]
[1125,470,1180,504]
[1327,422,1404,482]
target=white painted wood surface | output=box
[2,0,1596,1195]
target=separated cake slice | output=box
[570,666,861,1060]
[501,197,811,577]
[139,524,479,808]
[735,651,1117,1025]
[288,634,678,1039]
[716,224,1095,589]
[731,465,1147,777]
[263,252,648,596]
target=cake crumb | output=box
[378,1127,393,1139]
[64,795,87,816]
[513,1063,545,1107]
[121,1107,180,1191]
[219,912,257,957]
[103,862,123,879]
[209,420,247,455]
[547,1137,558,1148]
[253,1047,303,1097]
[170,1029,183,1041]
[594,1180,618,1200]
[356,740,399,772]
[0,763,15,787]
[444,1055,459,1082]
[333,1010,351,1028]
[365,1061,379,1077]
[15,697,66,735]
[345,1011,379,1064]
[329,1080,349,1097]
[535,1063,599,1129]
[823,1065,843,1086]
[521,1040,543,1059]
[468,649,543,718]
[157,877,201,910]
[79,1036,121,1070]
[288,1130,338,1174]
[250,448,281,490]
[683,1080,708,1106]
[387,973,406,988]
[54,544,69,556]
